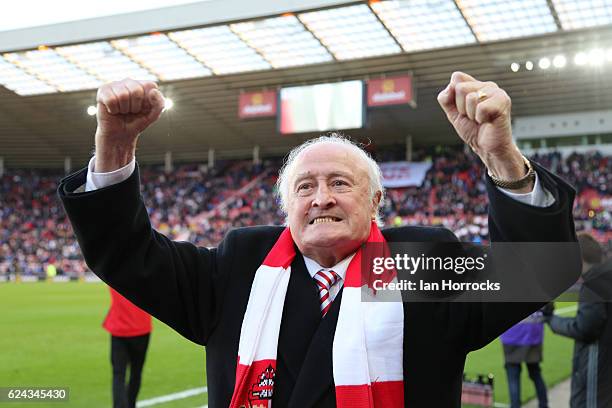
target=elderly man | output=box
[59,72,578,408]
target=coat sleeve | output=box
[58,164,234,346]
[463,161,581,351]
[549,302,607,343]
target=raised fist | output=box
[437,71,513,159]
[437,72,531,191]
[94,79,165,172]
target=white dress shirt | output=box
[302,253,355,303]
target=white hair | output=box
[275,133,385,226]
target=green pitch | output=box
[0,283,575,407]
[0,282,207,408]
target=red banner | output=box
[367,75,413,107]
[239,91,277,119]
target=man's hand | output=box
[541,303,555,322]
[94,79,165,172]
[437,72,533,193]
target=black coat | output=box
[549,258,612,408]
[58,161,578,407]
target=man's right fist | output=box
[94,79,165,172]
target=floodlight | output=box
[574,52,587,66]
[538,57,550,69]
[552,55,566,68]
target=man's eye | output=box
[332,180,348,186]
[297,184,312,191]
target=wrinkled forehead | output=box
[290,143,369,182]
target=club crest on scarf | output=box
[248,363,275,406]
[235,361,276,408]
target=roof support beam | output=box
[0,0,351,52]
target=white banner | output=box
[380,161,432,188]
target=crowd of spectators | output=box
[0,169,86,278]
[140,160,281,247]
[380,148,611,242]
[1,147,609,278]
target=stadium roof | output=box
[1,0,612,167]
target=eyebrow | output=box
[292,171,356,187]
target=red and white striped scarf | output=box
[229,222,404,408]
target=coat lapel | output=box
[278,253,323,381]
[288,288,343,408]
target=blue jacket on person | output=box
[501,311,545,346]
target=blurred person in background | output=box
[500,308,549,408]
[103,287,152,408]
[546,233,612,408]
[45,261,57,282]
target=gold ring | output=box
[477,90,487,101]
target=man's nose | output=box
[311,185,336,208]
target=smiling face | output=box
[286,142,380,267]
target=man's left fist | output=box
[437,72,530,190]
[437,71,514,158]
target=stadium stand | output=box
[0,148,610,278]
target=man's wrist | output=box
[94,128,139,172]
[481,146,524,179]
[94,146,136,173]
[481,147,535,194]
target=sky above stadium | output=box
[0,0,207,32]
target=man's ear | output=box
[371,190,382,219]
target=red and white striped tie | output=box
[313,269,341,317]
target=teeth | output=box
[313,217,336,224]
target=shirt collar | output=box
[302,252,356,281]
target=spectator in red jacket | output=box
[103,287,152,408]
